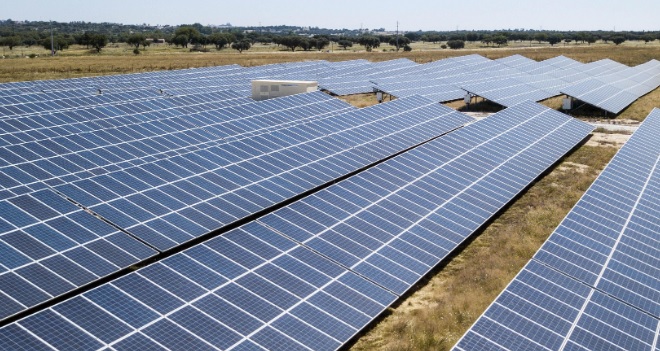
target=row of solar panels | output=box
[372,55,659,113]
[0,59,412,116]
[0,90,475,324]
[0,98,594,350]
[455,108,660,351]
[1,54,657,119]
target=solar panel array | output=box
[0,91,358,320]
[454,108,660,351]
[0,100,594,351]
[3,54,652,350]
[561,60,660,114]
[53,95,473,252]
[0,85,476,326]
[2,54,657,115]
[355,54,660,111]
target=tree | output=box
[77,32,93,48]
[388,36,410,51]
[246,31,260,44]
[231,39,251,53]
[1,36,22,50]
[337,39,352,50]
[492,35,508,47]
[22,34,39,47]
[171,34,189,48]
[466,32,479,43]
[278,35,303,51]
[299,38,312,51]
[312,37,329,51]
[403,44,412,52]
[257,35,273,45]
[534,32,548,44]
[127,33,147,49]
[642,34,656,44]
[424,33,443,43]
[174,26,202,46]
[481,35,493,46]
[447,40,465,49]
[586,35,597,45]
[42,36,70,53]
[404,32,421,41]
[612,36,626,45]
[208,32,234,50]
[89,33,108,53]
[547,34,562,46]
[357,36,380,51]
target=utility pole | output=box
[396,21,399,51]
[50,20,55,56]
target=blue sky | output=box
[5,0,659,31]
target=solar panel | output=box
[495,54,537,68]
[461,77,557,107]
[0,91,352,200]
[0,101,593,350]
[0,189,157,322]
[541,55,585,70]
[454,108,660,351]
[54,96,472,251]
[561,78,650,114]
[0,89,165,119]
[260,100,593,295]
[318,76,376,96]
[0,220,399,351]
[376,78,466,102]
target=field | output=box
[2,39,660,83]
[1,42,658,351]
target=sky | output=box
[4,0,659,31]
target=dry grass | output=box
[539,95,565,110]
[336,93,386,108]
[2,43,659,83]
[348,144,617,351]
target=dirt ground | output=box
[586,132,632,147]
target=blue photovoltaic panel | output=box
[561,60,660,114]
[0,189,157,322]
[0,91,353,200]
[535,107,660,315]
[461,77,557,107]
[54,96,473,251]
[258,100,594,295]
[0,89,164,119]
[0,100,593,351]
[0,222,398,351]
[495,54,537,68]
[454,108,660,351]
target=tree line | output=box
[1,19,659,54]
